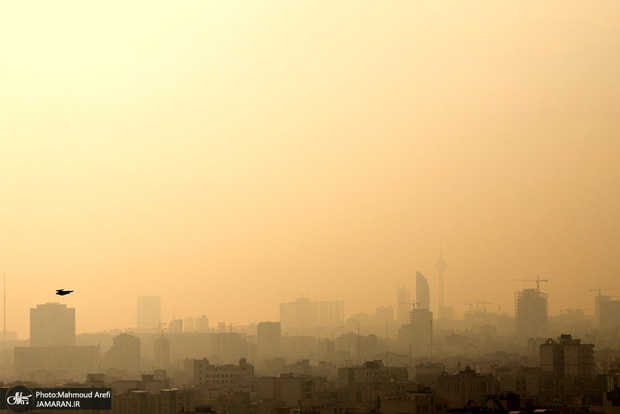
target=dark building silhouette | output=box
[257,321,281,359]
[515,288,548,337]
[597,296,620,329]
[30,302,75,347]
[399,272,433,356]
[437,366,499,409]
[416,271,430,310]
[396,286,411,325]
[102,333,141,372]
[154,335,170,369]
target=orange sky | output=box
[1,2,620,339]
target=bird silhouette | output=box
[56,289,73,296]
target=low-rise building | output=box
[436,365,499,409]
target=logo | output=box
[5,386,35,413]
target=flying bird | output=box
[56,289,73,296]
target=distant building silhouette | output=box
[396,287,411,325]
[279,297,344,335]
[596,296,620,329]
[154,336,170,369]
[102,333,141,372]
[416,271,430,310]
[399,305,433,356]
[30,302,75,347]
[195,315,209,332]
[168,319,183,333]
[257,322,281,359]
[515,288,548,337]
[435,249,454,320]
[184,317,195,332]
[14,345,98,378]
[137,296,161,333]
[398,272,434,356]
[318,300,344,327]
[437,366,499,409]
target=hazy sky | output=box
[2,2,620,338]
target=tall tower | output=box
[416,271,430,310]
[435,246,447,310]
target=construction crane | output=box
[514,276,549,291]
[464,301,493,312]
[589,286,620,296]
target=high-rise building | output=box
[398,272,434,356]
[195,315,209,332]
[279,297,344,335]
[515,288,548,337]
[137,296,161,333]
[257,322,281,359]
[436,248,455,320]
[154,336,169,369]
[280,298,316,333]
[398,302,433,356]
[597,296,620,329]
[317,301,345,327]
[168,319,183,333]
[540,334,595,380]
[102,333,141,372]
[396,287,411,325]
[30,302,75,347]
[416,271,430,310]
[184,317,195,332]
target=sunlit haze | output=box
[1,2,620,340]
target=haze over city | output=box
[2,2,620,340]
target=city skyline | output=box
[0,277,609,340]
[1,2,620,339]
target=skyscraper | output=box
[515,288,548,337]
[416,271,430,310]
[154,336,170,369]
[435,247,454,320]
[396,287,411,325]
[257,321,281,359]
[137,296,161,333]
[279,297,344,335]
[30,302,75,347]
